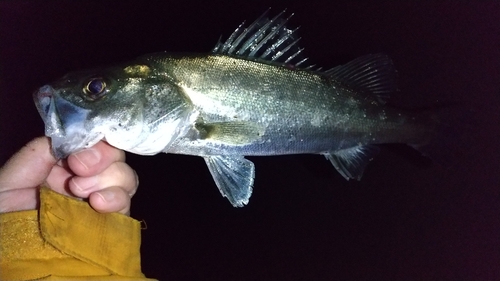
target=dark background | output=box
[1,1,499,280]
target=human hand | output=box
[0,137,138,215]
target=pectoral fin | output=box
[196,121,265,145]
[203,155,255,207]
[324,145,380,180]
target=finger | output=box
[69,162,138,199]
[45,163,74,197]
[0,137,57,192]
[89,186,132,215]
[67,141,125,177]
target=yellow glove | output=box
[0,187,156,281]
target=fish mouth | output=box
[34,85,63,138]
[33,85,96,159]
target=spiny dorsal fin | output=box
[212,9,310,67]
[326,54,398,104]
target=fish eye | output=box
[83,77,107,100]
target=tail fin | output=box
[409,102,474,168]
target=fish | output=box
[33,10,435,207]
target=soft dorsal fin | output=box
[212,9,310,67]
[326,54,398,104]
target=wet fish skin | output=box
[33,11,433,207]
[151,54,429,156]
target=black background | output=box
[1,1,499,280]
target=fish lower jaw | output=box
[49,132,104,159]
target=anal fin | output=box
[204,155,255,207]
[324,145,380,180]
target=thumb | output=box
[0,137,57,193]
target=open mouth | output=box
[33,85,65,138]
[34,85,52,125]
[33,85,95,159]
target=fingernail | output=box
[73,148,100,170]
[72,176,98,191]
[97,190,114,202]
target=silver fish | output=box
[34,11,434,207]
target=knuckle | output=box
[103,162,136,191]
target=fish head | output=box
[34,65,148,159]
